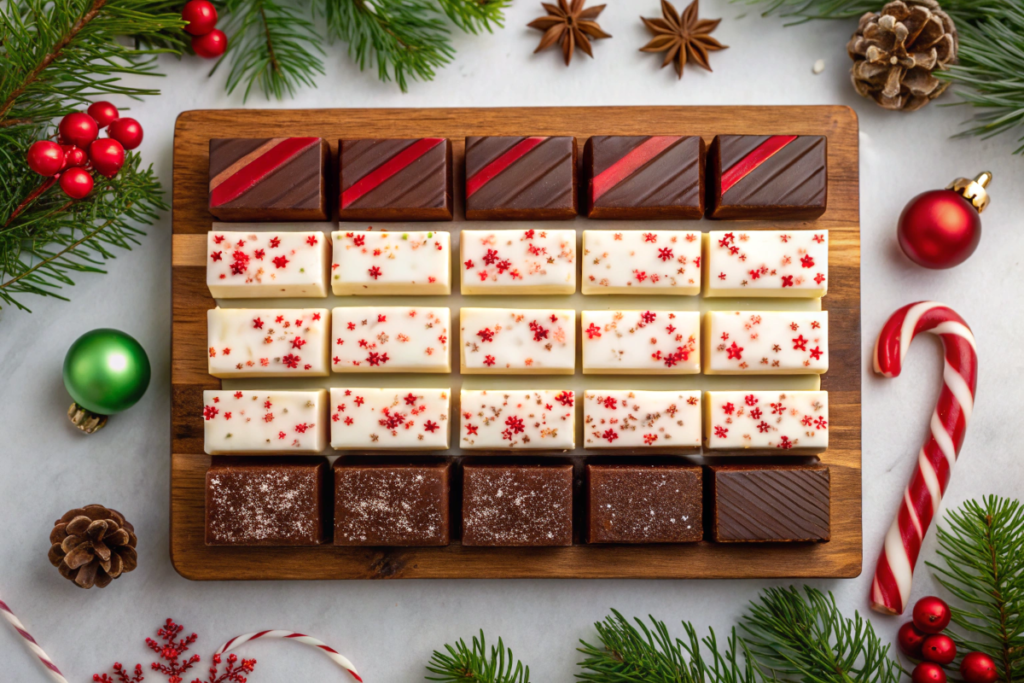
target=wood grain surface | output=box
[171,106,861,580]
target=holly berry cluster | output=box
[899,596,998,683]
[182,0,227,59]
[25,103,144,199]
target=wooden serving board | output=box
[171,106,861,580]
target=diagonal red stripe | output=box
[591,136,678,202]
[341,138,444,208]
[466,137,547,198]
[210,138,319,207]
[720,135,797,194]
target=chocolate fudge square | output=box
[461,463,573,546]
[339,138,453,221]
[708,464,830,542]
[464,136,577,220]
[586,464,703,543]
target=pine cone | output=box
[847,0,958,112]
[47,505,138,589]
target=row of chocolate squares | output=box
[208,306,829,377]
[203,388,829,455]
[208,228,828,299]
[208,135,828,223]
[206,458,831,548]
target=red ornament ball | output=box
[59,167,94,199]
[898,189,981,269]
[921,634,957,666]
[88,138,126,178]
[898,622,929,659]
[62,145,87,169]
[86,101,119,128]
[960,651,998,683]
[192,28,227,58]
[913,596,952,634]
[26,140,65,176]
[913,663,948,683]
[182,0,218,36]
[58,112,99,150]
[107,117,144,150]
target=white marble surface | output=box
[2,2,1022,680]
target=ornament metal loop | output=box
[948,171,992,213]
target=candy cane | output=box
[216,630,361,681]
[0,594,69,683]
[870,301,978,615]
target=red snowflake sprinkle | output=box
[477,328,495,343]
[792,335,808,351]
[306,234,318,247]
[465,423,478,436]
[781,274,794,287]
[464,259,475,270]
[757,421,771,433]
[657,247,673,262]
[602,429,619,443]
[210,251,223,262]
[282,354,301,369]
[368,266,382,279]
[745,394,758,406]
[602,396,617,410]
[643,434,658,445]
[423,421,439,433]
[483,355,496,366]
[555,391,574,407]
[203,405,218,420]
[800,254,814,268]
[252,317,264,329]
[778,436,793,449]
[643,233,657,243]
[504,415,525,434]
[404,393,419,406]
[722,402,735,415]
[714,425,728,439]
[726,342,744,360]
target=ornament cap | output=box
[67,402,108,434]
[948,171,992,213]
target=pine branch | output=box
[928,496,1024,682]
[426,630,530,683]
[435,0,509,35]
[735,0,1007,24]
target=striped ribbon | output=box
[216,630,361,681]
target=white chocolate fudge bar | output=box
[460,308,575,375]
[331,306,450,373]
[582,310,699,375]
[329,388,450,450]
[460,228,576,295]
[582,229,701,295]
[704,390,828,453]
[331,230,450,295]
[203,389,327,455]
[703,311,828,375]
[704,230,828,298]
[583,390,701,449]
[460,389,576,450]
[208,307,330,378]
[206,231,328,299]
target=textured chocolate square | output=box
[208,138,329,221]
[586,464,703,544]
[707,135,827,219]
[708,465,830,542]
[205,458,326,546]
[462,463,573,546]
[464,136,577,220]
[333,462,451,546]
[584,135,705,219]
[339,138,453,221]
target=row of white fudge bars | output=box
[208,307,828,376]
[207,228,828,298]
[203,388,829,455]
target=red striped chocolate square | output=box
[584,135,705,219]
[707,134,827,219]
[208,138,329,221]
[339,138,453,221]
[464,136,577,220]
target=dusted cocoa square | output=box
[585,464,703,544]
[584,135,704,219]
[339,138,453,221]
[464,136,577,220]
[707,134,827,220]
[333,462,451,546]
[205,458,327,546]
[708,464,831,543]
[461,463,573,546]
[208,138,329,221]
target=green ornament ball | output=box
[63,328,151,416]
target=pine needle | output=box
[426,630,530,683]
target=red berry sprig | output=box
[182,0,228,59]
[899,596,1002,683]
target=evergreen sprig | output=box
[426,630,530,683]
[929,496,1024,682]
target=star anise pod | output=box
[641,0,727,79]
[528,0,611,66]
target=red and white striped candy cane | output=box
[0,594,69,683]
[870,301,978,615]
[216,630,361,681]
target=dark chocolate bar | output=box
[464,136,577,220]
[585,464,703,544]
[708,464,831,542]
[339,138,453,221]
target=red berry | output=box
[86,101,119,128]
[61,145,87,169]
[58,112,99,149]
[921,634,957,666]
[913,596,952,634]
[60,167,94,199]
[960,652,998,683]
[88,138,126,178]
[913,663,947,683]
[192,28,227,58]
[26,140,65,176]
[898,622,928,659]
[107,117,144,150]
[181,0,218,36]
